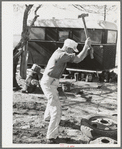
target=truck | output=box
[27,18,118,81]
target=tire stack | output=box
[80,115,117,144]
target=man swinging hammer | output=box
[40,37,91,144]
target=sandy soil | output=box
[13,69,118,144]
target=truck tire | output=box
[80,115,117,140]
[90,137,117,144]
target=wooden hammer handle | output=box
[82,18,94,59]
[82,17,88,39]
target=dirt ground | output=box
[13,68,118,144]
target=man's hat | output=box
[31,64,41,74]
[64,39,79,52]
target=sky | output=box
[13,3,120,35]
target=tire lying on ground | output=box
[80,115,117,140]
[90,137,117,144]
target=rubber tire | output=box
[90,137,117,144]
[80,116,117,140]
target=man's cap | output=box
[64,39,79,52]
[31,64,41,74]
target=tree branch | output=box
[72,4,86,12]
[13,4,41,60]
[30,5,42,26]
[35,5,42,15]
[23,5,33,32]
[73,4,105,14]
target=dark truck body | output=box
[27,19,117,71]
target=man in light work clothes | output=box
[40,37,91,143]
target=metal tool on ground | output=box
[78,13,94,59]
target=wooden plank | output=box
[66,68,102,73]
[28,42,55,66]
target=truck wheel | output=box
[90,137,117,144]
[80,115,117,140]
[85,74,93,82]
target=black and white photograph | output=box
[2,1,121,148]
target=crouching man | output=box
[40,38,91,143]
[22,64,43,93]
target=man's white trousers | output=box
[40,75,61,139]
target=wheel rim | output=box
[89,116,117,131]
[90,137,117,144]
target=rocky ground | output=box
[13,69,118,145]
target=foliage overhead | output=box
[13,4,118,15]
[73,4,117,16]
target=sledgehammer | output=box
[78,13,94,59]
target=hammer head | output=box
[78,13,89,19]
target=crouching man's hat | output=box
[31,64,41,74]
[64,38,79,52]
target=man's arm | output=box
[73,37,91,63]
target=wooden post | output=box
[104,5,107,21]
[20,43,28,79]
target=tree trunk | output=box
[20,44,29,79]
[13,5,41,89]
[13,57,19,87]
